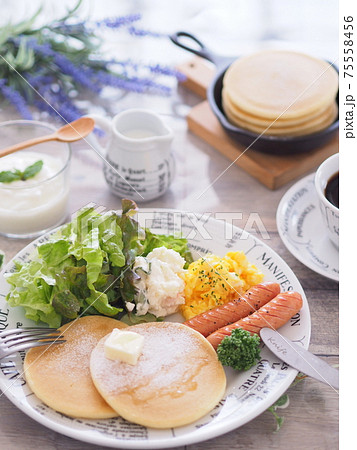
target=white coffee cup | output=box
[86,109,175,202]
[314,153,339,248]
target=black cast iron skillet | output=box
[170,31,339,155]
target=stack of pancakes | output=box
[222,50,339,137]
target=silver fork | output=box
[0,327,65,360]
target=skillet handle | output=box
[170,31,223,66]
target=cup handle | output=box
[83,114,113,157]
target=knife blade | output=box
[260,328,339,389]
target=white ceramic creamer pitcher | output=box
[86,109,175,202]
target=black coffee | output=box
[325,172,339,208]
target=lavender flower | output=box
[35,100,80,122]
[0,8,183,123]
[107,59,139,71]
[26,40,54,57]
[34,89,82,123]
[0,80,32,119]
[128,26,166,38]
[25,73,55,88]
[93,71,172,95]
[105,60,185,83]
[96,14,141,29]
[147,64,186,82]
[26,76,81,123]
[27,40,101,93]
[53,55,101,93]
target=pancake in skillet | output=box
[223,50,338,120]
[24,315,127,419]
[221,87,330,127]
[222,88,338,135]
[90,322,226,428]
[223,94,338,136]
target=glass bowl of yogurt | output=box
[0,120,71,238]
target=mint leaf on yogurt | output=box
[0,160,43,183]
[22,160,43,180]
[0,169,22,183]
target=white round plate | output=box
[276,174,339,282]
[0,209,311,449]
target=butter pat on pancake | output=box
[104,329,145,364]
[90,322,226,428]
[223,50,338,119]
[24,316,127,419]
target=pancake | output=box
[24,315,127,419]
[90,322,226,428]
[223,50,338,119]
[222,87,336,128]
[224,98,338,136]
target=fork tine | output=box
[4,334,65,347]
[0,327,59,338]
[4,339,66,355]
[3,330,62,345]
[21,327,60,331]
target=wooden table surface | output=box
[0,1,339,448]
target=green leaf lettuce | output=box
[5,200,193,327]
[6,206,125,326]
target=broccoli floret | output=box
[217,328,261,371]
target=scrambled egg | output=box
[182,251,264,320]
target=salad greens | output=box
[5,199,192,327]
[142,229,193,268]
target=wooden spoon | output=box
[0,117,95,158]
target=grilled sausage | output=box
[207,291,303,349]
[184,282,280,337]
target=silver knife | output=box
[260,328,339,390]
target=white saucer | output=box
[276,173,339,282]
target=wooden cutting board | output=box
[178,57,339,190]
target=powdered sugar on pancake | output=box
[91,323,207,398]
[90,322,226,428]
